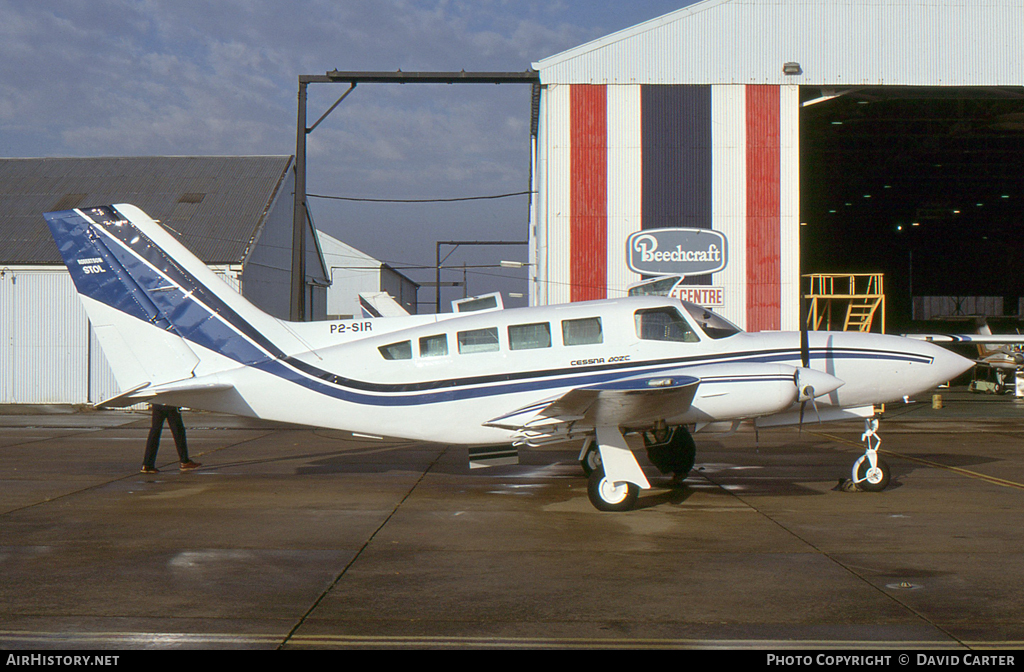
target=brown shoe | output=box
[140,465,159,474]
[179,461,202,471]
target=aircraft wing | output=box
[905,333,1024,344]
[905,333,1024,369]
[484,374,700,433]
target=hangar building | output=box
[317,230,419,318]
[0,156,329,404]
[528,0,1024,332]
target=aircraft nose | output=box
[924,342,974,386]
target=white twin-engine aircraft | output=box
[45,204,973,511]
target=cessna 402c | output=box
[44,205,973,511]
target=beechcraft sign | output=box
[626,229,728,277]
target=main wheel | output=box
[580,445,602,477]
[853,455,891,492]
[644,426,696,478]
[587,468,639,512]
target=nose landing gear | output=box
[851,417,891,492]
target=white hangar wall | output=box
[0,266,240,405]
[529,0,1024,332]
[531,82,801,331]
[535,0,1024,87]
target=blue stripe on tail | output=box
[44,208,162,325]
[45,205,276,368]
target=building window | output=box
[457,327,500,354]
[508,322,551,350]
[378,340,412,360]
[419,334,449,357]
[562,317,603,346]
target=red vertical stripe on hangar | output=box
[745,85,782,331]
[570,85,608,302]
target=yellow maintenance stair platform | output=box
[804,273,886,333]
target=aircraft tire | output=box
[587,468,639,512]
[853,456,891,492]
[580,446,602,477]
[644,426,696,477]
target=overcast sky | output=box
[1,0,700,309]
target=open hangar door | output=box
[799,86,1024,334]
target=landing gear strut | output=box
[851,417,891,492]
[581,427,651,512]
[580,437,601,477]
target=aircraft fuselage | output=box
[158,297,969,446]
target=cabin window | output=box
[562,317,603,346]
[419,334,449,357]
[635,308,699,343]
[378,340,412,360]
[680,302,743,339]
[508,322,551,350]
[457,327,500,354]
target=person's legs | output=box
[142,406,168,471]
[166,407,189,462]
[167,408,202,470]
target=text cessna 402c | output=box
[44,205,973,511]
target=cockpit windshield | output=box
[680,301,744,339]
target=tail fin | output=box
[44,204,294,404]
[975,321,1004,359]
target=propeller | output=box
[798,290,812,427]
[792,286,844,426]
[796,370,820,427]
[794,367,845,428]
[800,291,811,369]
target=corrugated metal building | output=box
[529,0,1024,331]
[317,230,419,318]
[0,156,330,404]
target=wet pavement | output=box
[1,389,1024,650]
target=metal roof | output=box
[0,156,293,264]
[533,0,1024,86]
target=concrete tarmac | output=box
[2,390,1024,650]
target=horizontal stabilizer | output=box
[96,381,235,409]
[95,383,152,409]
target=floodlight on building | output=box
[783,62,802,75]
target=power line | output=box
[306,190,533,204]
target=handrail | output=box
[803,273,886,333]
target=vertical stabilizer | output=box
[43,204,296,396]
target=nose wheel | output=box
[851,417,891,492]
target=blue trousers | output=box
[143,405,189,468]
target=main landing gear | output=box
[587,468,640,512]
[643,425,696,482]
[580,425,696,512]
[850,417,891,492]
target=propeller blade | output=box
[800,294,810,369]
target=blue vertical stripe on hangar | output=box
[641,85,713,285]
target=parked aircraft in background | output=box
[44,205,973,511]
[907,319,1024,394]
